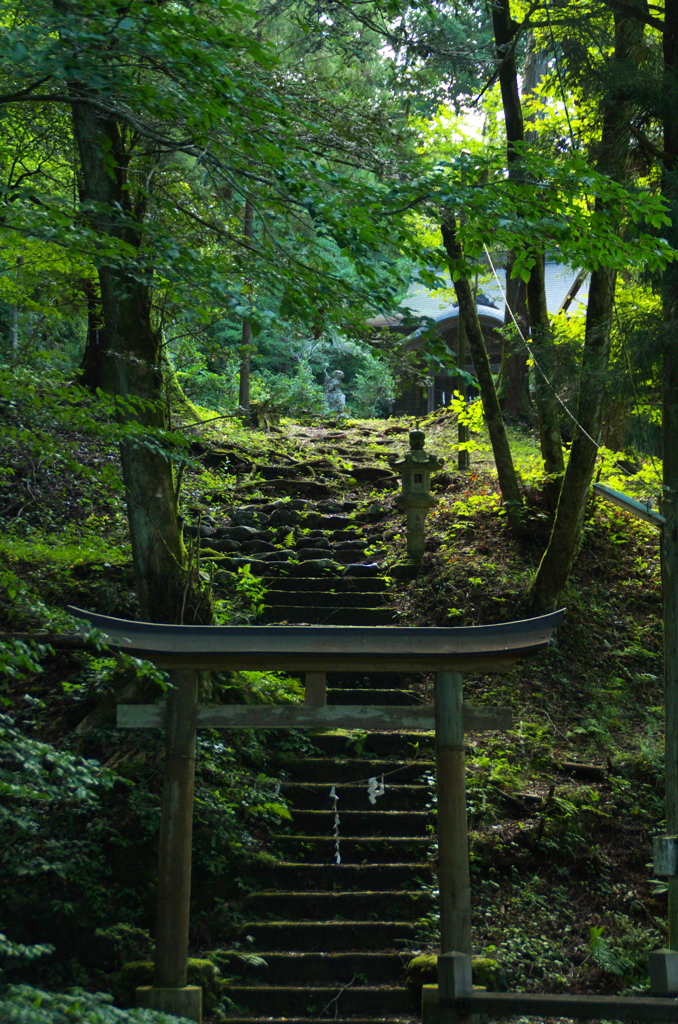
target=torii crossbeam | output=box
[69,606,565,1023]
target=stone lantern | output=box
[388,427,444,562]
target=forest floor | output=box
[0,406,667,1019]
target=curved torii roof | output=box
[68,607,565,673]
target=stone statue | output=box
[324,370,346,414]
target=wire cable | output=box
[483,244,602,451]
[485,246,661,506]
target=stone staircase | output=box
[194,496,398,627]
[219,684,435,1024]
[187,437,437,1024]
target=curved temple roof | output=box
[67,607,565,673]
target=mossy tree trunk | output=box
[527,3,644,614]
[525,256,566,488]
[70,96,212,624]
[441,212,523,528]
[491,0,564,483]
[78,280,108,392]
[527,265,617,612]
[497,258,533,426]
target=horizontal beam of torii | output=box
[68,606,565,1023]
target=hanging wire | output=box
[483,244,603,451]
[485,246,662,506]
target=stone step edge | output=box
[245,889,426,897]
[275,834,432,840]
[226,986,409,993]
[241,920,418,927]
[220,1018,417,1023]
[217,950,409,958]
[290,810,432,816]
[282,781,430,786]
[274,757,435,764]
[267,861,433,868]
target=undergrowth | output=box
[0,396,668,1009]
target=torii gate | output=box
[70,606,566,1023]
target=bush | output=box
[0,985,195,1023]
[349,358,395,418]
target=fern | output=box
[588,926,633,977]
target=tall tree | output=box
[441,210,524,526]
[491,0,564,482]
[528,0,646,612]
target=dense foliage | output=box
[2,0,678,1016]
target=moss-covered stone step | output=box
[242,889,432,920]
[307,731,434,759]
[303,514,364,530]
[226,1016,417,1024]
[282,783,428,811]
[263,590,385,609]
[217,950,407,985]
[326,688,420,706]
[343,563,381,578]
[259,606,396,625]
[273,758,432,783]
[238,920,419,952]
[254,861,434,891]
[270,577,389,593]
[272,835,431,863]
[224,983,412,1016]
[288,809,431,838]
[328,671,427,688]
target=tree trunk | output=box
[70,96,212,625]
[491,0,563,476]
[10,257,22,355]
[238,199,254,410]
[528,266,616,612]
[524,37,561,478]
[523,33,549,146]
[78,280,108,392]
[497,255,533,425]
[526,255,566,484]
[441,212,523,525]
[457,313,470,471]
[528,3,643,613]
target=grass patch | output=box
[0,531,131,567]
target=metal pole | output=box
[154,669,198,988]
[663,308,678,950]
[663,494,678,948]
[435,671,472,955]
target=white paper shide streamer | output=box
[367,775,385,805]
[330,785,341,865]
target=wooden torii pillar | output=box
[69,607,564,1023]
